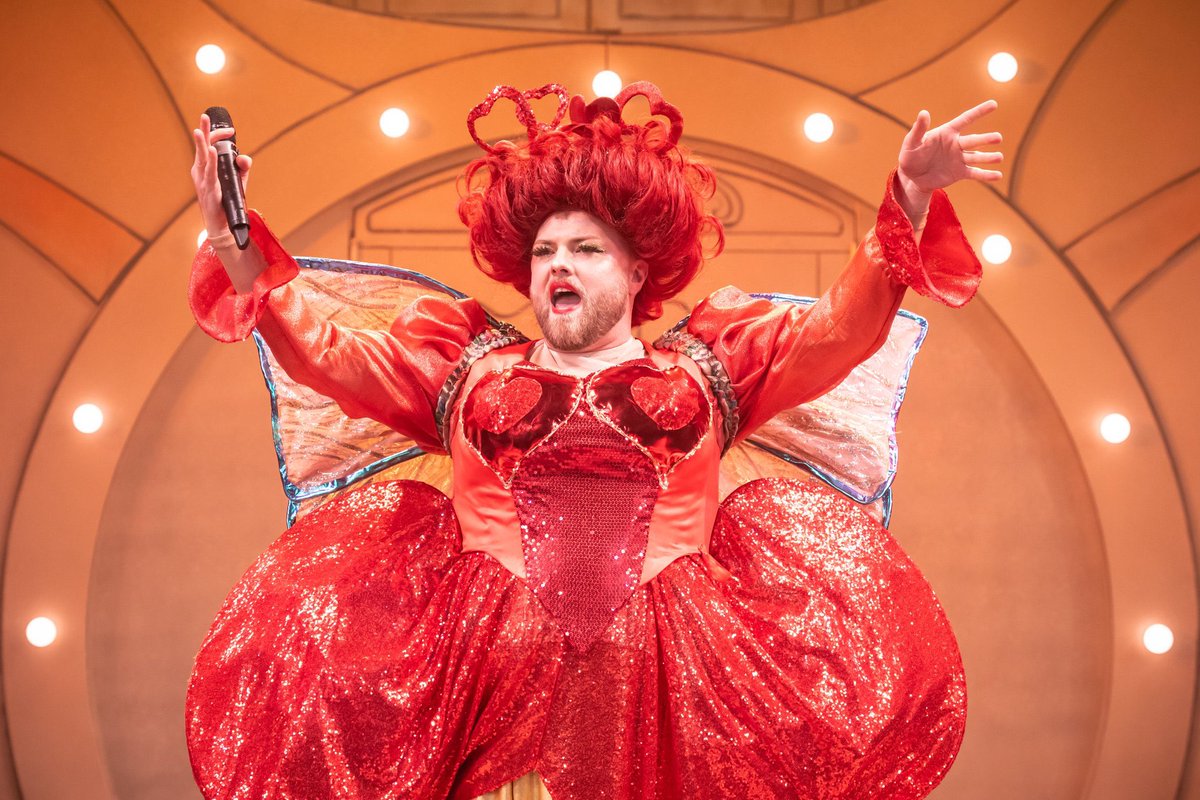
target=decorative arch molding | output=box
[300,0,887,34]
[3,42,1193,800]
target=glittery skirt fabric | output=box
[187,478,965,799]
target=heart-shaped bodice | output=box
[629,375,700,430]
[472,374,543,434]
[589,363,710,486]
[460,360,710,487]
[460,367,580,486]
[456,358,714,649]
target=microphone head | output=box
[205,106,236,143]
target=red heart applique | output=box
[472,375,543,434]
[630,375,700,431]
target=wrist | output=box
[205,229,236,249]
[894,170,932,227]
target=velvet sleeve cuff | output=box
[872,170,982,308]
[188,210,300,343]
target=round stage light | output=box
[26,617,57,648]
[988,52,1019,83]
[73,403,104,434]
[803,113,834,143]
[195,44,227,75]
[1100,413,1131,444]
[1143,623,1174,655]
[592,70,622,99]
[379,108,410,138]
[982,234,1012,264]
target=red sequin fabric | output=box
[512,410,658,648]
[187,360,965,799]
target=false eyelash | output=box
[530,243,604,257]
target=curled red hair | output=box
[457,83,724,325]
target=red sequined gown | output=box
[186,174,980,799]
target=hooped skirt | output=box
[186,477,966,799]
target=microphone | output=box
[205,106,250,250]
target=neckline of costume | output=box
[524,338,650,377]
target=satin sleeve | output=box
[188,210,490,453]
[687,170,982,444]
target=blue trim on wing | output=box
[294,257,469,297]
[253,328,430,526]
[746,293,927,517]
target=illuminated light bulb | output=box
[197,229,208,248]
[803,113,834,143]
[73,403,104,434]
[1143,623,1174,654]
[195,44,227,75]
[379,108,410,138]
[982,234,1012,264]
[592,70,622,99]
[26,617,57,648]
[988,52,1018,83]
[1100,413,1130,444]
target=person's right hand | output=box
[190,113,253,237]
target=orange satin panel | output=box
[451,346,532,578]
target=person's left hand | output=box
[897,100,1003,202]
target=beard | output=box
[532,285,629,352]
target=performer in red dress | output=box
[186,83,1002,799]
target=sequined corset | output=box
[449,354,722,647]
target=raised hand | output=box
[190,112,253,238]
[189,113,266,292]
[897,101,1003,203]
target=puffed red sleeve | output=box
[188,210,490,453]
[687,170,982,444]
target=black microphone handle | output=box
[213,139,250,249]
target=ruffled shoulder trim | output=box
[435,325,530,450]
[654,328,740,450]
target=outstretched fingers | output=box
[957,125,1002,180]
[902,109,932,150]
[963,150,1003,165]
[966,165,1004,182]
[959,131,1002,149]
[946,99,998,131]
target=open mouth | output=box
[551,288,582,313]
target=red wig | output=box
[457,83,724,325]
